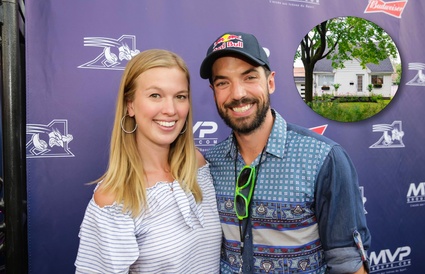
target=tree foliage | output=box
[296,16,399,103]
[394,63,402,85]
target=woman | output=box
[75,49,221,273]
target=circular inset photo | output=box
[293,16,401,122]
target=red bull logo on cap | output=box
[213,34,244,52]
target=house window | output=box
[371,75,383,88]
[357,75,363,92]
[318,74,334,89]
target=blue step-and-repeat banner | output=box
[26,0,424,273]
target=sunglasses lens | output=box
[237,168,252,187]
[235,195,246,217]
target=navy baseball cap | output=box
[200,32,270,79]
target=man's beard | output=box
[216,92,270,134]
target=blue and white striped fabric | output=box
[75,164,222,273]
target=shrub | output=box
[309,98,391,122]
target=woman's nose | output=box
[162,98,176,115]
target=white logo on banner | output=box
[193,121,218,153]
[369,246,412,273]
[369,121,405,148]
[78,35,140,70]
[407,182,425,207]
[26,119,74,158]
[406,63,425,86]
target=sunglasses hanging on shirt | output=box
[233,140,267,273]
[233,142,267,220]
[234,166,256,220]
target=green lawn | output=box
[309,99,391,122]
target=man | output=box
[200,31,371,273]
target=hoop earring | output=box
[121,114,137,134]
[179,121,187,135]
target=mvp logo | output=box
[406,182,425,205]
[407,182,425,197]
[193,121,218,138]
[369,246,411,272]
[193,121,218,149]
[370,246,410,265]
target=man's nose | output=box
[230,81,246,100]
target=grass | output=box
[309,95,391,122]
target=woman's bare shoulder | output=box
[93,183,116,207]
[195,149,207,168]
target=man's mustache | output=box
[224,98,257,108]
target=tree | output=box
[394,63,402,85]
[295,16,399,103]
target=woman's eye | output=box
[176,94,188,100]
[150,94,160,98]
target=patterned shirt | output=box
[75,164,222,273]
[205,110,371,273]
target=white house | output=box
[294,57,397,99]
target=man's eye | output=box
[215,81,227,87]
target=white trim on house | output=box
[294,57,397,99]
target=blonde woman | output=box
[75,49,221,273]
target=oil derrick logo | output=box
[370,121,405,148]
[26,119,74,158]
[406,63,425,86]
[78,35,140,70]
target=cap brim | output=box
[200,48,266,79]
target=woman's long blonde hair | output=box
[97,49,202,217]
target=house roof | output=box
[366,58,394,73]
[313,58,333,73]
[313,56,394,73]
